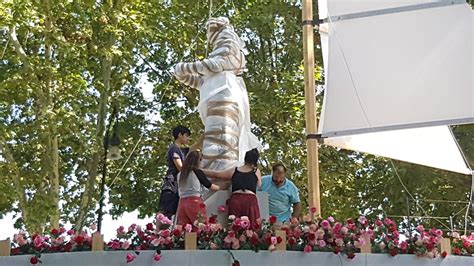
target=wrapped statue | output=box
[174,17,261,200]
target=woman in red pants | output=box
[203,148,262,228]
[177,150,220,225]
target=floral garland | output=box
[8,209,474,265]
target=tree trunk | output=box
[43,0,61,229]
[75,55,112,231]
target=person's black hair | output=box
[244,148,259,166]
[172,125,191,140]
[272,163,287,172]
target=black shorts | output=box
[158,190,179,218]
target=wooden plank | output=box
[185,232,197,250]
[275,230,287,251]
[91,233,104,251]
[360,234,372,254]
[0,239,11,256]
[440,238,451,255]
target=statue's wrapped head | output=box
[206,17,230,45]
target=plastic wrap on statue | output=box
[174,17,262,217]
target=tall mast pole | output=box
[302,0,321,216]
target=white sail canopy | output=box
[323,126,471,174]
[317,0,473,174]
[318,0,472,137]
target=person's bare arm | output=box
[292,202,302,219]
[255,168,262,189]
[201,167,234,180]
[172,153,183,171]
[209,184,220,191]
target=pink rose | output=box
[240,220,250,229]
[128,224,137,233]
[122,241,130,250]
[304,244,312,253]
[321,220,330,229]
[246,230,254,238]
[117,226,126,235]
[335,238,344,247]
[184,224,192,232]
[379,242,386,250]
[400,241,408,250]
[54,237,65,245]
[210,242,218,250]
[59,227,66,234]
[33,236,43,248]
[218,205,227,213]
[328,216,335,223]
[231,238,240,249]
[161,229,171,238]
[309,207,317,213]
[67,229,75,236]
[416,225,424,233]
[109,241,121,250]
[375,220,383,227]
[358,216,367,225]
[435,229,443,237]
[151,238,161,246]
[125,253,136,263]
[309,224,318,232]
[17,235,27,246]
[271,237,278,245]
[154,254,161,262]
[340,227,348,235]
[318,240,326,248]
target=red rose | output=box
[347,252,356,259]
[250,235,259,245]
[288,238,296,246]
[441,251,448,258]
[172,229,181,237]
[426,243,434,251]
[453,247,461,255]
[333,246,341,254]
[10,247,20,255]
[276,236,283,244]
[232,260,240,266]
[51,228,60,235]
[389,248,398,257]
[62,242,72,252]
[146,223,154,231]
[30,256,39,265]
[209,215,217,224]
[264,236,272,246]
[74,235,84,246]
[269,216,277,225]
[308,233,316,241]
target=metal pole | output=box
[97,130,109,233]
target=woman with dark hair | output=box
[203,148,262,227]
[177,150,220,225]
